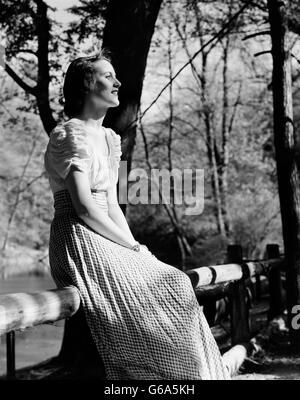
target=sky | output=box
[45,0,80,24]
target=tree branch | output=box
[8,49,38,57]
[254,50,272,57]
[4,63,37,95]
[242,30,271,41]
[120,0,254,135]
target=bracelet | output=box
[130,241,140,252]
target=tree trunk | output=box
[267,0,300,351]
[4,0,56,135]
[35,0,56,134]
[102,0,163,213]
[219,34,231,237]
[166,9,192,266]
[173,2,228,237]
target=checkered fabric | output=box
[49,189,230,380]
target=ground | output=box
[213,293,300,380]
[235,355,300,380]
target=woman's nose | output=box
[114,78,121,87]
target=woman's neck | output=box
[85,118,104,129]
[73,111,106,128]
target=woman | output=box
[44,49,231,380]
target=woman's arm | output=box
[107,184,136,243]
[65,167,137,249]
[107,185,152,255]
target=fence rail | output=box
[0,286,80,335]
[0,243,285,380]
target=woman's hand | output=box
[65,169,137,249]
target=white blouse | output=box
[44,118,122,194]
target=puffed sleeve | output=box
[105,128,122,188]
[108,128,122,169]
[46,121,92,180]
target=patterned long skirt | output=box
[48,189,230,380]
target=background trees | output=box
[267,0,300,351]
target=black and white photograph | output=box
[0,0,300,386]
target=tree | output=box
[170,0,249,238]
[267,0,300,351]
[100,0,163,215]
[1,0,58,133]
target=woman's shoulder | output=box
[47,119,91,161]
[49,119,89,147]
[45,119,92,180]
[107,127,120,144]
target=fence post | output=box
[228,245,250,345]
[255,273,261,300]
[202,300,216,327]
[266,243,284,320]
[6,331,16,380]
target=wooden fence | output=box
[0,244,285,380]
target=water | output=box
[0,274,64,377]
[0,274,55,295]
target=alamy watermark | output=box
[291,305,300,330]
[117,161,205,216]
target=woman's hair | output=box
[63,47,113,118]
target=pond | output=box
[0,274,64,377]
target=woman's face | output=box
[85,59,121,116]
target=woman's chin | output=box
[109,98,120,107]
